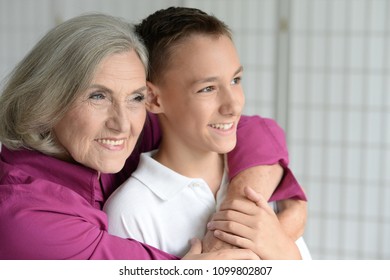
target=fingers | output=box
[184,248,260,260]
[212,207,251,223]
[182,237,259,260]
[207,219,259,254]
[211,199,277,230]
[244,186,264,206]
[219,187,274,216]
[210,220,301,260]
[208,219,253,239]
[219,198,260,216]
[207,218,260,254]
[213,229,254,252]
[187,238,202,255]
[202,230,237,253]
[207,248,260,260]
[244,186,275,215]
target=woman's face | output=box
[54,50,147,173]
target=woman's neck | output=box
[153,139,225,196]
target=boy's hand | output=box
[183,238,259,260]
[206,187,302,260]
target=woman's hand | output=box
[207,187,302,260]
[182,238,259,260]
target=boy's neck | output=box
[153,139,225,196]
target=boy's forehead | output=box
[171,35,238,64]
[156,36,242,89]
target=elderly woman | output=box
[0,13,305,260]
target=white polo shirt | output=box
[104,150,228,257]
[104,151,311,259]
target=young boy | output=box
[104,7,310,259]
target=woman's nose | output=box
[106,104,130,132]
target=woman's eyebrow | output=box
[133,86,147,94]
[88,84,112,93]
[88,84,147,94]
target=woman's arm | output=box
[0,169,263,260]
[226,115,306,202]
[0,183,177,260]
[277,198,307,240]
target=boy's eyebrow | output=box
[193,65,244,84]
[234,65,244,76]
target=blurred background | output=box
[1,0,389,260]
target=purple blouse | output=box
[0,114,305,259]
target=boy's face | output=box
[153,34,245,155]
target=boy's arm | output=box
[224,164,307,240]
[202,115,307,252]
[202,165,307,252]
[206,187,303,260]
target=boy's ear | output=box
[146,81,164,114]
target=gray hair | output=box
[0,13,148,155]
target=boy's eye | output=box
[231,77,242,85]
[198,86,215,93]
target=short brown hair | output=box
[135,6,232,84]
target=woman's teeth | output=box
[96,139,124,146]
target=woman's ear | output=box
[146,81,164,114]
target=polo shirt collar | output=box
[131,151,205,201]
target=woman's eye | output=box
[126,93,145,104]
[89,92,106,100]
[133,93,145,103]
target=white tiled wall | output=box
[288,0,390,259]
[0,0,277,118]
[1,0,389,260]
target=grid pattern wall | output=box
[288,0,390,259]
[0,0,53,83]
[0,0,278,119]
[1,0,389,260]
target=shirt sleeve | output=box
[227,115,307,202]
[0,182,178,260]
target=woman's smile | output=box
[95,138,126,151]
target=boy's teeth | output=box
[209,123,233,130]
[97,139,124,146]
